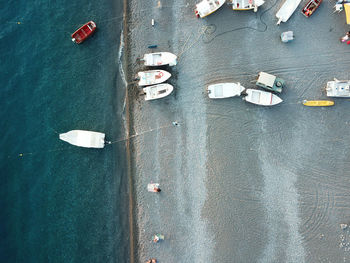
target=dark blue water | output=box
[0,0,129,262]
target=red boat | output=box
[71,21,96,44]
[301,0,322,17]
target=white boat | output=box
[137,70,171,86]
[195,0,225,18]
[207,82,245,99]
[143,83,174,101]
[231,0,265,12]
[326,78,350,97]
[276,0,302,25]
[243,89,283,106]
[142,52,177,66]
[59,130,106,148]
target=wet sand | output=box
[124,0,350,262]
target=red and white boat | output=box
[71,21,96,44]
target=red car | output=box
[302,0,322,17]
[71,21,96,44]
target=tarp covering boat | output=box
[137,70,171,86]
[142,52,177,66]
[276,0,302,25]
[143,83,174,101]
[207,82,245,99]
[231,0,265,11]
[59,130,105,148]
[243,89,283,106]
[326,79,350,97]
[195,0,225,18]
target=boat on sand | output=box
[326,78,350,97]
[230,0,265,12]
[143,84,174,101]
[243,89,283,106]
[71,21,96,44]
[207,82,245,99]
[59,130,107,148]
[303,100,334,106]
[194,0,225,18]
[276,0,302,25]
[137,70,171,86]
[141,52,177,66]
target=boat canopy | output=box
[59,130,105,148]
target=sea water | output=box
[0,0,129,262]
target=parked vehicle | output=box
[256,72,285,93]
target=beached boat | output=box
[303,100,334,106]
[143,84,174,101]
[59,130,107,148]
[256,72,285,93]
[243,89,283,106]
[194,0,225,18]
[230,0,265,12]
[326,78,350,97]
[301,0,322,17]
[71,21,96,44]
[137,70,171,86]
[142,52,177,67]
[276,0,302,25]
[207,82,245,99]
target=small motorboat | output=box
[71,21,96,44]
[207,82,245,99]
[326,78,350,97]
[303,100,334,106]
[143,84,174,101]
[256,72,285,93]
[141,52,177,67]
[276,0,302,25]
[59,130,108,148]
[230,0,265,12]
[194,0,225,18]
[243,89,283,106]
[137,70,171,86]
[302,0,322,17]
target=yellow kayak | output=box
[303,100,334,107]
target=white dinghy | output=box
[276,0,302,25]
[137,70,171,86]
[243,89,283,106]
[142,52,177,66]
[143,83,174,101]
[59,130,107,148]
[231,0,265,12]
[207,82,245,99]
[326,78,350,97]
[195,0,225,18]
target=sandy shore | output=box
[124,0,350,262]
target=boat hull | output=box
[137,70,171,86]
[276,0,302,24]
[207,82,245,99]
[303,100,334,106]
[243,89,283,106]
[143,84,174,101]
[195,0,225,18]
[59,130,105,148]
[142,52,177,66]
[71,21,96,44]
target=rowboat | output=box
[71,21,96,44]
[301,0,322,17]
[137,70,171,86]
[59,130,108,148]
[143,84,174,101]
[302,100,334,106]
[141,52,177,66]
[243,89,283,106]
[276,0,302,25]
[194,0,225,18]
[207,82,245,99]
[326,78,350,97]
[230,0,265,12]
